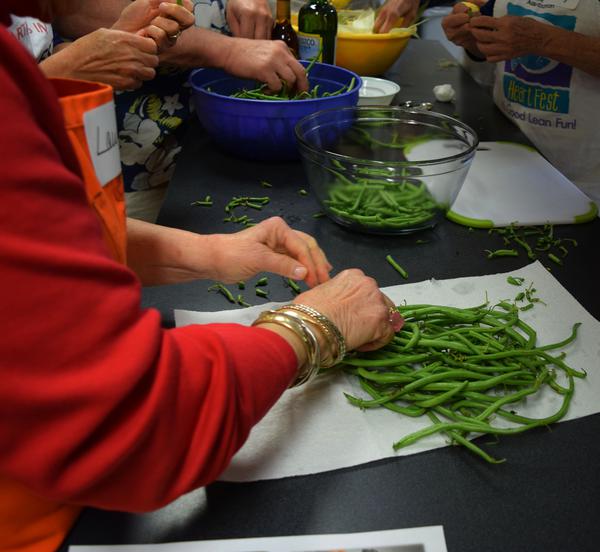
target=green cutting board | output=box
[446,141,597,228]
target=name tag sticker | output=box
[83,100,121,187]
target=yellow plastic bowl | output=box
[291,14,411,77]
[336,30,411,76]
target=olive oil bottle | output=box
[271,0,299,57]
[297,0,337,64]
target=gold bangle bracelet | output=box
[252,310,321,387]
[276,304,346,367]
[275,308,338,368]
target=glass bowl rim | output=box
[295,105,480,167]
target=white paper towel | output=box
[175,262,600,481]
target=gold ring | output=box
[388,306,397,323]
[168,30,182,41]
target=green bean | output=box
[507,276,525,286]
[386,254,408,279]
[485,248,519,258]
[208,282,236,303]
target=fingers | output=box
[260,217,331,287]
[150,14,180,39]
[356,294,403,352]
[264,57,308,94]
[373,14,395,35]
[126,32,159,55]
[290,230,332,286]
[239,16,256,40]
[287,58,309,92]
[469,15,498,32]
[141,24,172,52]
[227,14,242,37]
[253,17,271,40]
[157,1,195,30]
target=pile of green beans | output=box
[323,168,438,231]
[229,77,356,101]
[486,224,577,268]
[341,301,585,463]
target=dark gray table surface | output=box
[64,40,600,552]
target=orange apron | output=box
[0,79,127,551]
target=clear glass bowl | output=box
[295,106,479,234]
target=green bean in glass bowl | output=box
[295,106,479,234]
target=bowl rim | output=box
[189,61,362,105]
[295,105,480,166]
[336,29,413,40]
[359,77,401,98]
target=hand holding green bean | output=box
[295,269,404,353]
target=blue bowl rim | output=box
[189,61,362,105]
[294,105,480,167]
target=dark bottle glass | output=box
[271,0,299,58]
[297,0,337,65]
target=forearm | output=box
[53,0,126,37]
[538,26,600,78]
[126,217,223,285]
[158,26,233,69]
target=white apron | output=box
[492,0,600,205]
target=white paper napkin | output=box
[175,262,600,481]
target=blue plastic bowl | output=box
[189,61,361,161]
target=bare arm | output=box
[126,216,332,287]
[52,0,127,37]
[158,26,309,91]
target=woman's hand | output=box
[210,217,332,288]
[221,38,309,92]
[373,0,419,34]
[113,0,195,52]
[39,28,159,90]
[470,15,547,62]
[294,269,404,352]
[441,0,485,57]
[226,0,274,40]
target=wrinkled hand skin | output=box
[441,1,481,54]
[209,217,332,289]
[42,28,159,89]
[222,38,309,92]
[226,0,273,40]
[113,0,195,53]
[295,269,403,353]
[470,15,548,62]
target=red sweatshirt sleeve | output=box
[0,27,297,512]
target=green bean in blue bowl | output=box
[295,106,479,234]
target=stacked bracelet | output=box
[275,303,346,368]
[252,310,321,387]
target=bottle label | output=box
[298,32,323,62]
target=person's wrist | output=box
[252,310,321,387]
[253,321,308,371]
[276,304,346,368]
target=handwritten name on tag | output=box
[83,100,121,187]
